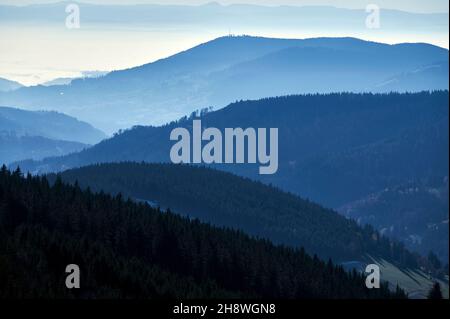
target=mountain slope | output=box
[0,106,105,165]
[339,178,449,263]
[53,162,450,297]
[53,162,420,266]
[16,92,449,208]
[0,166,402,299]
[0,36,447,133]
[207,45,449,104]
[373,61,449,92]
[0,133,88,165]
[0,78,23,92]
[0,106,106,144]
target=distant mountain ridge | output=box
[0,133,88,166]
[0,166,403,299]
[1,36,447,133]
[42,71,109,87]
[0,106,106,144]
[339,178,449,263]
[0,77,23,92]
[0,106,106,165]
[1,2,446,32]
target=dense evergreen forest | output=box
[55,162,420,268]
[0,166,405,299]
[16,91,448,208]
[340,179,449,266]
[15,91,446,273]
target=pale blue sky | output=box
[0,0,448,14]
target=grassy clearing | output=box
[367,256,449,299]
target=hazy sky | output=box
[0,0,448,13]
[0,0,448,85]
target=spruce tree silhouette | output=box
[428,282,443,300]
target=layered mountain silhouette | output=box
[0,106,106,164]
[1,2,448,300]
[0,77,23,92]
[0,133,88,166]
[0,106,106,144]
[1,36,447,133]
[14,91,448,264]
[0,2,445,25]
[339,178,449,263]
[0,166,404,299]
[15,91,448,207]
[53,162,421,266]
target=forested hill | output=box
[0,106,106,165]
[0,166,404,299]
[0,133,88,166]
[17,91,449,209]
[0,106,106,145]
[54,162,419,268]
